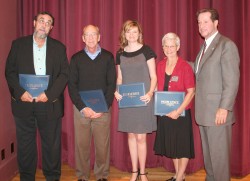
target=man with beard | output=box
[5,12,69,181]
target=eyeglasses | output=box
[163,45,177,49]
[84,33,98,38]
[37,19,52,27]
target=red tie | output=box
[196,42,207,73]
[200,42,207,61]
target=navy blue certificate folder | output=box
[79,90,108,113]
[154,91,185,116]
[19,74,50,98]
[118,82,146,108]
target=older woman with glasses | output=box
[154,33,195,181]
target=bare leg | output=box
[128,133,139,181]
[137,134,148,181]
[176,158,189,181]
[172,158,178,179]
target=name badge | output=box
[171,76,179,82]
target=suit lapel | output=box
[26,36,36,74]
[194,45,203,73]
[196,33,221,76]
[45,37,53,75]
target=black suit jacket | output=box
[5,35,69,119]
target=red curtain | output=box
[16,0,250,177]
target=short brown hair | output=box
[34,11,55,26]
[196,8,219,22]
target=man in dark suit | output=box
[194,8,240,181]
[5,12,69,181]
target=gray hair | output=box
[162,32,180,47]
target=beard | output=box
[34,30,48,39]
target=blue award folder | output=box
[79,89,108,113]
[117,82,146,108]
[19,74,50,98]
[154,91,185,116]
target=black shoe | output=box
[131,170,140,181]
[139,172,148,180]
[166,177,176,181]
[97,179,108,181]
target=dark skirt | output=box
[154,109,195,158]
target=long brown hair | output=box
[119,20,143,50]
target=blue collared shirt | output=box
[84,44,101,60]
[33,35,47,75]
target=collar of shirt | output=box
[84,44,101,60]
[33,35,47,75]
[33,34,47,47]
[204,31,218,52]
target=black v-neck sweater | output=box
[68,49,116,111]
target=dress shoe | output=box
[130,170,140,181]
[166,177,176,181]
[139,172,148,181]
[97,179,108,181]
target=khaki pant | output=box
[74,106,111,180]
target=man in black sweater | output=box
[68,25,116,181]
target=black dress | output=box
[154,73,195,158]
